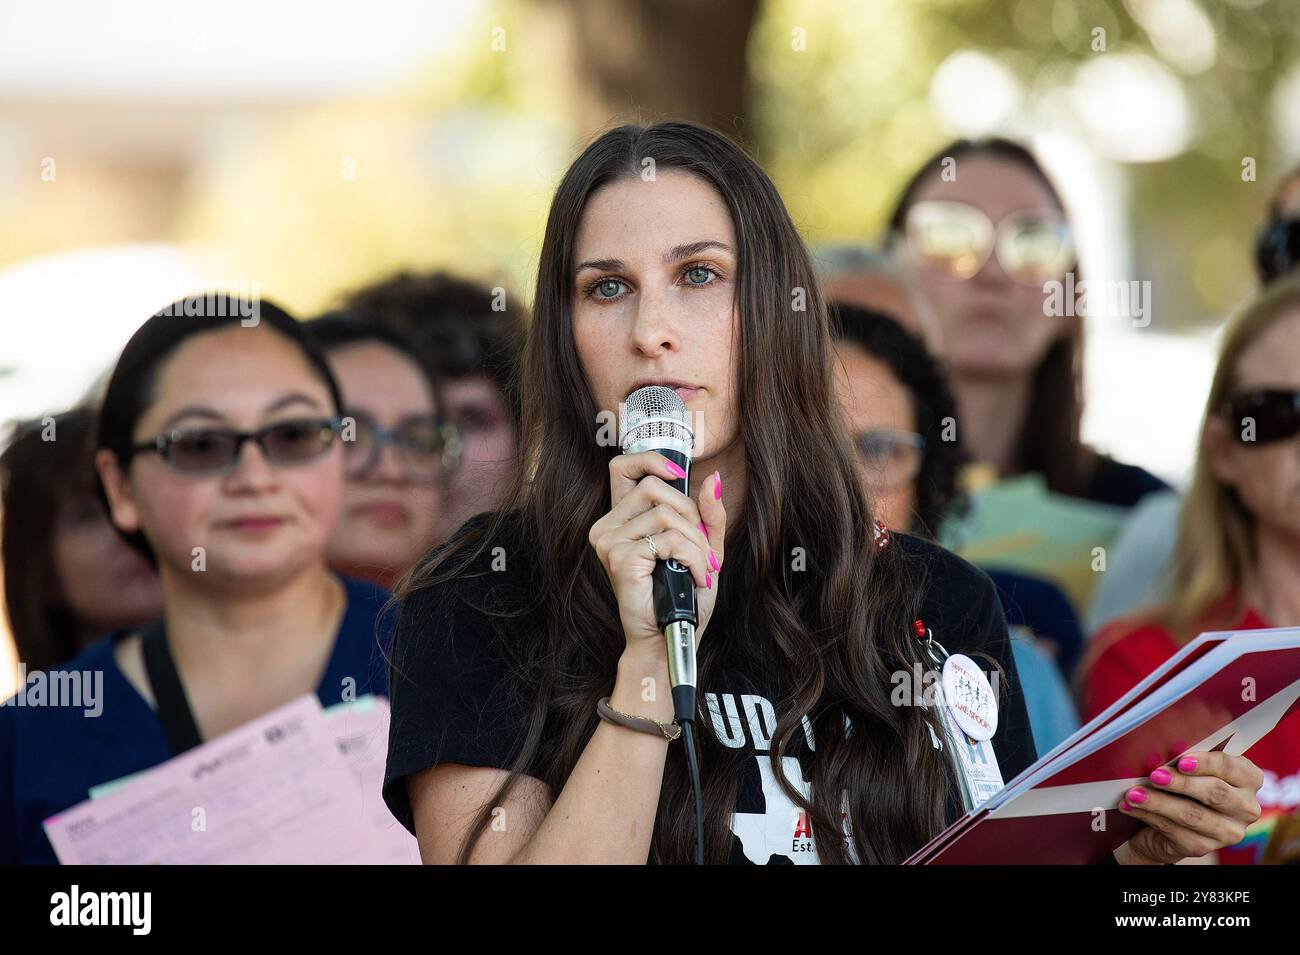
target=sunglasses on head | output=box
[1255,217,1300,286]
[1222,389,1300,445]
[341,410,462,481]
[131,417,341,475]
[902,200,1075,286]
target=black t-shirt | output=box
[383,511,1037,864]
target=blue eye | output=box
[592,279,626,300]
[684,266,717,286]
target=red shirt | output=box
[1084,605,1300,863]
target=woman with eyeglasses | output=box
[887,138,1168,509]
[341,272,524,548]
[1082,276,1300,863]
[831,302,1082,755]
[0,294,391,864]
[830,303,959,538]
[306,311,461,590]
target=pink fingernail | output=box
[1150,768,1171,786]
[1126,787,1147,805]
[705,573,712,589]
[699,521,709,541]
[713,470,722,500]
[709,550,720,572]
[1118,799,1131,813]
[1178,756,1198,773]
[664,458,686,479]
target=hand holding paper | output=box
[1118,749,1264,864]
[910,626,1298,864]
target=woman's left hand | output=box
[1116,750,1264,864]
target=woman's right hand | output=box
[588,452,727,653]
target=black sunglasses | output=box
[1255,217,1300,286]
[1222,389,1300,445]
[341,411,462,480]
[131,417,341,474]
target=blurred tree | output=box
[537,0,760,138]
[4,0,1297,337]
[748,0,1300,329]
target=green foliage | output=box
[750,0,1300,326]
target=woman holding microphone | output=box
[382,121,1262,865]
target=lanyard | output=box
[913,618,1004,813]
[139,619,205,755]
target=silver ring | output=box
[644,534,658,559]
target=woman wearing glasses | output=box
[830,303,959,537]
[306,312,461,590]
[831,302,1081,755]
[1082,277,1300,863]
[340,273,524,548]
[0,294,391,863]
[887,138,1168,508]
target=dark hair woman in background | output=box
[306,311,461,590]
[383,121,1260,865]
[1,406,162,672]
[830,302,1082,754]
[888,138,1168,508]
[0,294,391,863]
[343,271,524,545]
[829,302,965,537]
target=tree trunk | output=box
[542,0,759,141]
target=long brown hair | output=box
[887,138,1096,498]
[398,120,959,864]
[1163,276,1300,638]
[1,407,99,670]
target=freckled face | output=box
[570,170,741,464]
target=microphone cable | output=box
[670,652,704,865]
[679,714,705,865]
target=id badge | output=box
[914,621,1005,813]
[936,698,1005,811]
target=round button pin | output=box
[941,652,998,742]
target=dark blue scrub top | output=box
[0,575,392,864]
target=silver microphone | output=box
[620,385,698,721]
